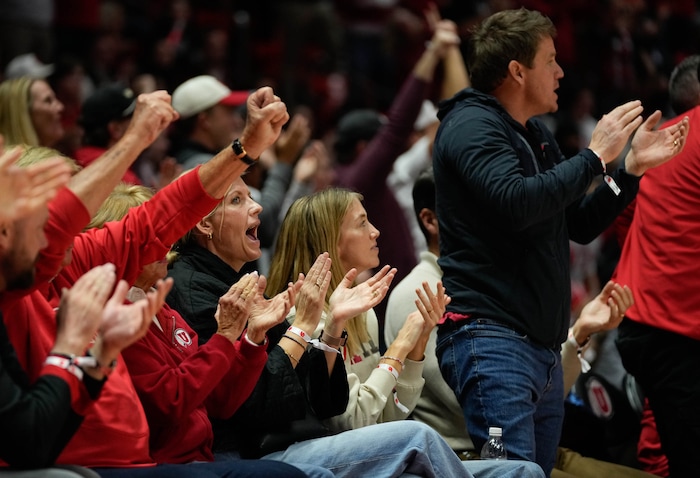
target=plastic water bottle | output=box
[480,426,507,460]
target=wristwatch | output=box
[231,138,256,166]
[319,329,348,348]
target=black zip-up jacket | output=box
[433,88,640,348]
[0,317,103,468]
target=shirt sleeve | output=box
[316,310,425,432]
[0,319,98,468]
[52,167,220,293]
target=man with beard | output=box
[0,141,171,475]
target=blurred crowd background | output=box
[1,0,699,142]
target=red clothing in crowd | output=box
[613,105,700,340]
[74,146,142,185]
[2,168,220,467]
[120,300,267,464]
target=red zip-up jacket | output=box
[120,298,267,464]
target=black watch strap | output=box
[232,138,256,166]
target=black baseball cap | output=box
[80,85,136,132]
[333,109,387,164]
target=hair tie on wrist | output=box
[281,333,306,349]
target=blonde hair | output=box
[0,77,40,147]
[169,187,224,263]
[267,188,370,355]
[15,145,81,173]
[169,174,244,263]
[87,183,154,229]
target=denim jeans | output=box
[437,319,564,476]
[264,420,544,478]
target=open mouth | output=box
[246,225,259,241]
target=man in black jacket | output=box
[432,7,688,476]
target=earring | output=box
[207,232,213,240]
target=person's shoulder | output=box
[662,105,700,129]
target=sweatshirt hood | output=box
[437,88,505,121]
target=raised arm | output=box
[327,281,446,430]
[562,281,634,394]
[197,87,289,199]
[69,91,178,216]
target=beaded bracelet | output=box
[380,355,405,368]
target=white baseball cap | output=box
[172,75,249,119]
[5,53,54,79]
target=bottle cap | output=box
[488,426,502,436]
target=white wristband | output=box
[309,338,341,354]
[566,331,592,373]
[392,389,410,413]
[287,326,311,343]
[45,355,85,381]
[377,362,399,381]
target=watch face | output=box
[232,139,245,156]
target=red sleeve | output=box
[204,333,268,418]
[37,188,91,284]
[40,364,93,415]
[50,166,219,293]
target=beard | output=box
[1,254,37,292]
[6,268,36,291]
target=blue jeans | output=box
[263,421,544,478]
[437,319,564,476]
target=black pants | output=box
[616,318,700,478]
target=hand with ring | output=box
[625,112,690,176]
